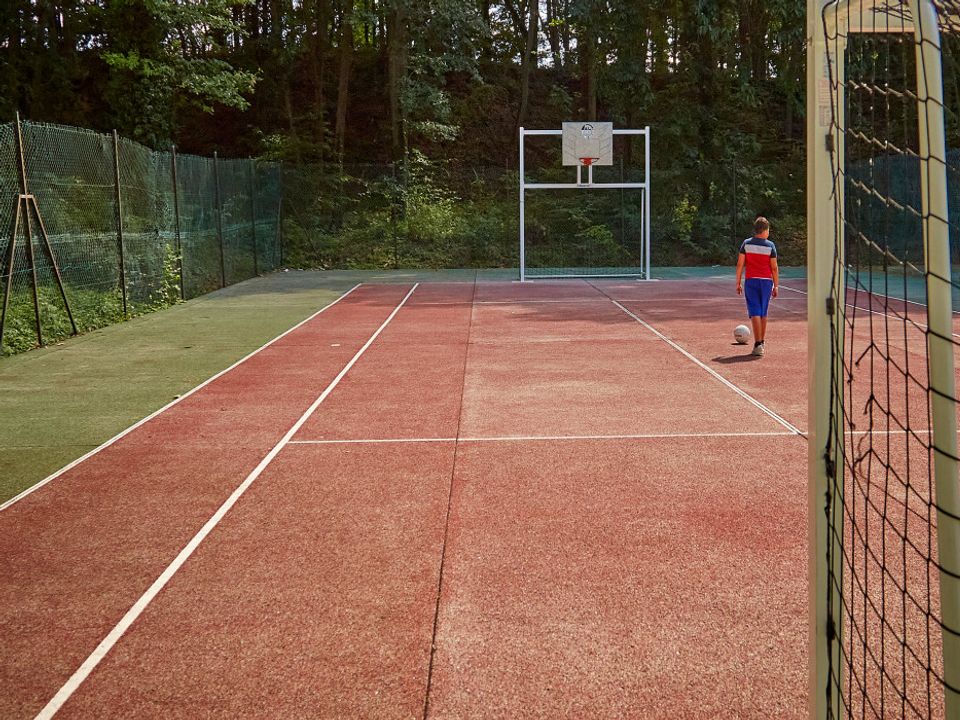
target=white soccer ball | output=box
[734,324,751,345]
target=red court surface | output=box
[2,278,815,718]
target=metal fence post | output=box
[620,156,626,263]
[171,144,184,300]
[0,196,22,352]
[249,158,259,276]
[214,151,226,288]
[112,130,128,316]
[277,161,284,268]
[15,114,43,344]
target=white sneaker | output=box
[751,342,765,357]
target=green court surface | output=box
[0,265,800,504]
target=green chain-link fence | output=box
[0,119,282,355]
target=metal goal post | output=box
[518,126,652,282]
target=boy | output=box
[735,216,779,357]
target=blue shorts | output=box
[744,278,774,317]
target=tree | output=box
[101,0,257,145]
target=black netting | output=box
[175,152,222,299]
[17,122,117,347]
[117,136,177,312]
[0,121,282,354]
[281,161,517,271]
[255,162,282,272]
[821,2,960,717]
[218,157,257,285]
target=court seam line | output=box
[0,283,363,514]
[421,276,477,720]
[596,293,803,435]
[33,283,419,720]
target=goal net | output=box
[809,1,960,718]
[519,126,651,280]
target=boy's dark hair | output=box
[754,216,770,234]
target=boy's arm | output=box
[736,253,745,295]
[771,258,780,298]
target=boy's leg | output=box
[744,279,764,348]
[757,279,773,343]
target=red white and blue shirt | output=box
[739,236,777,279]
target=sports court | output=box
[1,273,813,718]
[6,1,960,715]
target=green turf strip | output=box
[0,271,368,503]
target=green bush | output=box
[1,244,182,356]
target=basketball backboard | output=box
[562,122,613,166]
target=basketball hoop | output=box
[576,156,600,186]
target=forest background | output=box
[1,0,807,269]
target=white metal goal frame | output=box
[807,1,960,718]
[518,126,652,282]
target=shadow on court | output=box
[712,353,763,364]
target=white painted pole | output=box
[640,188,646,275]
[909,2,960,714]
[808,4,845,719]
[644,126,652,279]
[519,127,526,282]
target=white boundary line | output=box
[1,284,363,514]
[287,429,937,446]
[607,298,804,435]
[416,298,611,307]
[779,283,960,340]
[416,294,803,310]
[34,284,419,719]
[288,430,802,445]
[1,283,363,514]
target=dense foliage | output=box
[2,1,807,266]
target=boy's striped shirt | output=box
[739,236,777,279]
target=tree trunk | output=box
[387,2,408,159]
[335,5,354,159]
[581,22,597,120]
[310,0,329,158]
[284,83,302,163]
[545,0,563,71]
[517,0,538,130]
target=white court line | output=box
[413,298,611,307]
[1,283,363,514]
[606,298,804,435]
[287,429,947,446]
[779,283,960,340]
[288,431,801,445]
[34,284,418,719]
